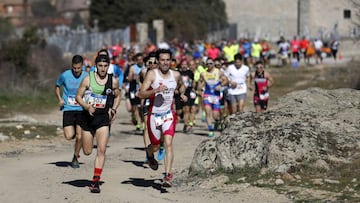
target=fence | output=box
[46,28,130,55]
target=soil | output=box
[0,104,291,203]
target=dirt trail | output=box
[0,101,291,203]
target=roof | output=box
[0,0,25,5]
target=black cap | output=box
[95,55,110,64]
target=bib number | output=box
[190,91,196,99]
[154,112,173,127]
[236,83,244,89]
[259,92,269,100]
[130,91,136,99]
[67,95,79,106]
[88,93,107,108]
[207,95,219,104]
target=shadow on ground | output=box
[121,178,168,193]
[62,179,104,188]
[48,161,83,167]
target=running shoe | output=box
[131,115,137,125]
[71,154,80,168]
[136,124,141,131]
[157,146,165,161]
[186,126,193,133]
[89,177,101,193]
[146,153,159,170]
[162,173,173,188]
[208,131,215,138]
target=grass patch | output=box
[0,90,57,117]
[0,124,59,140]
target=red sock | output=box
[93,168,102,181]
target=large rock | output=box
[189,88,360,175]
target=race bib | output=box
[145,98,151,106]
[207,95,219,104]
[154,111,173,127]
[237,83,244,89]
[260,92,269,100]
[190,91,196,99]
[67,95,79,106]
[130,91,136,99]
[88,93,107,108]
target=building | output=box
[0,0,32,27]
[224,0,358,40]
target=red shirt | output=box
[206,47,220,60]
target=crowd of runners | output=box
[55,35,341,193]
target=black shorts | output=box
[130,96,141,106]
[184,92,195,107]
[174,94,184,110]
[253,95,268,110]
[80,111,110,135]
[63,111,82,128]
[143,98,150,116]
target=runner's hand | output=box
[180,94,188,102]
[58,99,64,107]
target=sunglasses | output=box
[148,61,157,65]
[215,63,221,66]
[206,62,214,65]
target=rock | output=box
[275,179,284,185]
[189,88,360,175]
[24,130,31,135]
[282,173,295,181]
[237,177,246,182]
[314,159,330,171]
[0,133,9,142]
[312,178,324,185]
[15,125,24,129]
[324,179,340,184]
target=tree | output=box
[89,0,228,40]
[0,17,15,41]
[31,0,57,17]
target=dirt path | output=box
[0,101,291,203]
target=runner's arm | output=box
[76,76,91,111]
[175,71,187,102]
[138,70,164,99]
[266,72,275,88]
[55,86,64,107]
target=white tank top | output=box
[150,69,177,113]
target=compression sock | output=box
[93,168,102,181]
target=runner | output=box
[55,55,88,168]
[178,59,196,133]
[75,54,121,193]
[128,53,145,132]
[250,61,274,112]
[214,57,228,131]
[139,52,165,161]
[138,49,187,187]
[200,58,228,137]
[225,53,251,114]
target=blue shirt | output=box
[56,69,88,111]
